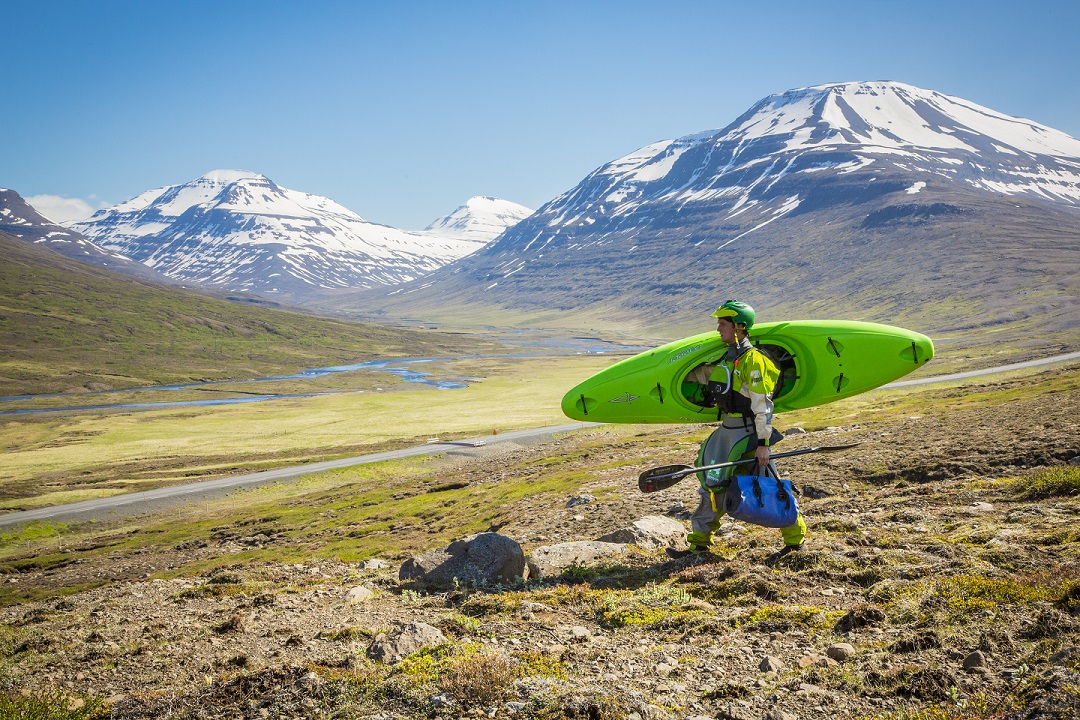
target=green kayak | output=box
[562,320,933,423]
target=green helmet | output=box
[711,300,756,331]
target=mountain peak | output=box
[70,173,493,298]
[347,81,1080,335]
[198,169,267,184]
[424,196,533,242]
[726,80,1080,158]
[0,188,170,280]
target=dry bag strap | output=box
[747,462,792,512]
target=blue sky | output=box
[7,0,1079,229]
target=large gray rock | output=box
[367,622,447,664]
[525,540,628,579]
[596,515,688,550]
[398,532,526,589]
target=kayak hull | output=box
[562,320,933,423]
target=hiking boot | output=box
[665,545,707,560]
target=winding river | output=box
[0,337,645,416]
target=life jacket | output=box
[707,345,776,419]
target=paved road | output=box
[0,422,602,528]
[883,350,1080,388]
[3,350,1077,529]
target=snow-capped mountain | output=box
[343,81,1080,333]
[424,196,533,242]
[539,80,1080,230]
[0,188,170,281]
[495,80,1080,261]
[69,171,523,298]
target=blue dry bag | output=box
[724,463,800,528]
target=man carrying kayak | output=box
[668,300,807,558]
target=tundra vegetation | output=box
[0,355,1077,719]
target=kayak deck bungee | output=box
[562,320,934,424]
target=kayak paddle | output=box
[638,443,860,493]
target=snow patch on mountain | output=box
[728,81,1080,158]
[424,196,533,242]
[1,188,124,259]
[453,81,1080,297]
[530,80,1080,235]
[70,172,523,296]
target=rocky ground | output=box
[1,370,1079,720]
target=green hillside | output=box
[0,232,497,397]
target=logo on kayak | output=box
[668,344,703,364]
[609,393,640,404]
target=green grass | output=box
[1011,465,1080,499]
[0,687,106,719]
[0,354,613,509]
[0,232,503,398]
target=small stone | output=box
[357,559,390,570]
[1068,456,1080,466]
[655,662,675,677]
[717,704,755,720]
[431,692,455,708]
[368,622,448,664]
[342,585,374,604]
[765,711,798,720]
[963,650,988,670]
[571,626,592,642]
[827,643,856,661]
[759,655,786,672]
[797,653,837,669]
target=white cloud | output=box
[25,194,107,224]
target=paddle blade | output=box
[638,465,693,493]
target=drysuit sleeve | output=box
[685,362,714,386]
[681,362,716,406]
[742,351,779,443]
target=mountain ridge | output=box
[329,81,1080,339]
[0,188,175,282]
[68,171,530,300]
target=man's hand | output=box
[755,445,771,467]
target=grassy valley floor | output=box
[0,366,1077,719]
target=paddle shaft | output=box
[647,444,859,482]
